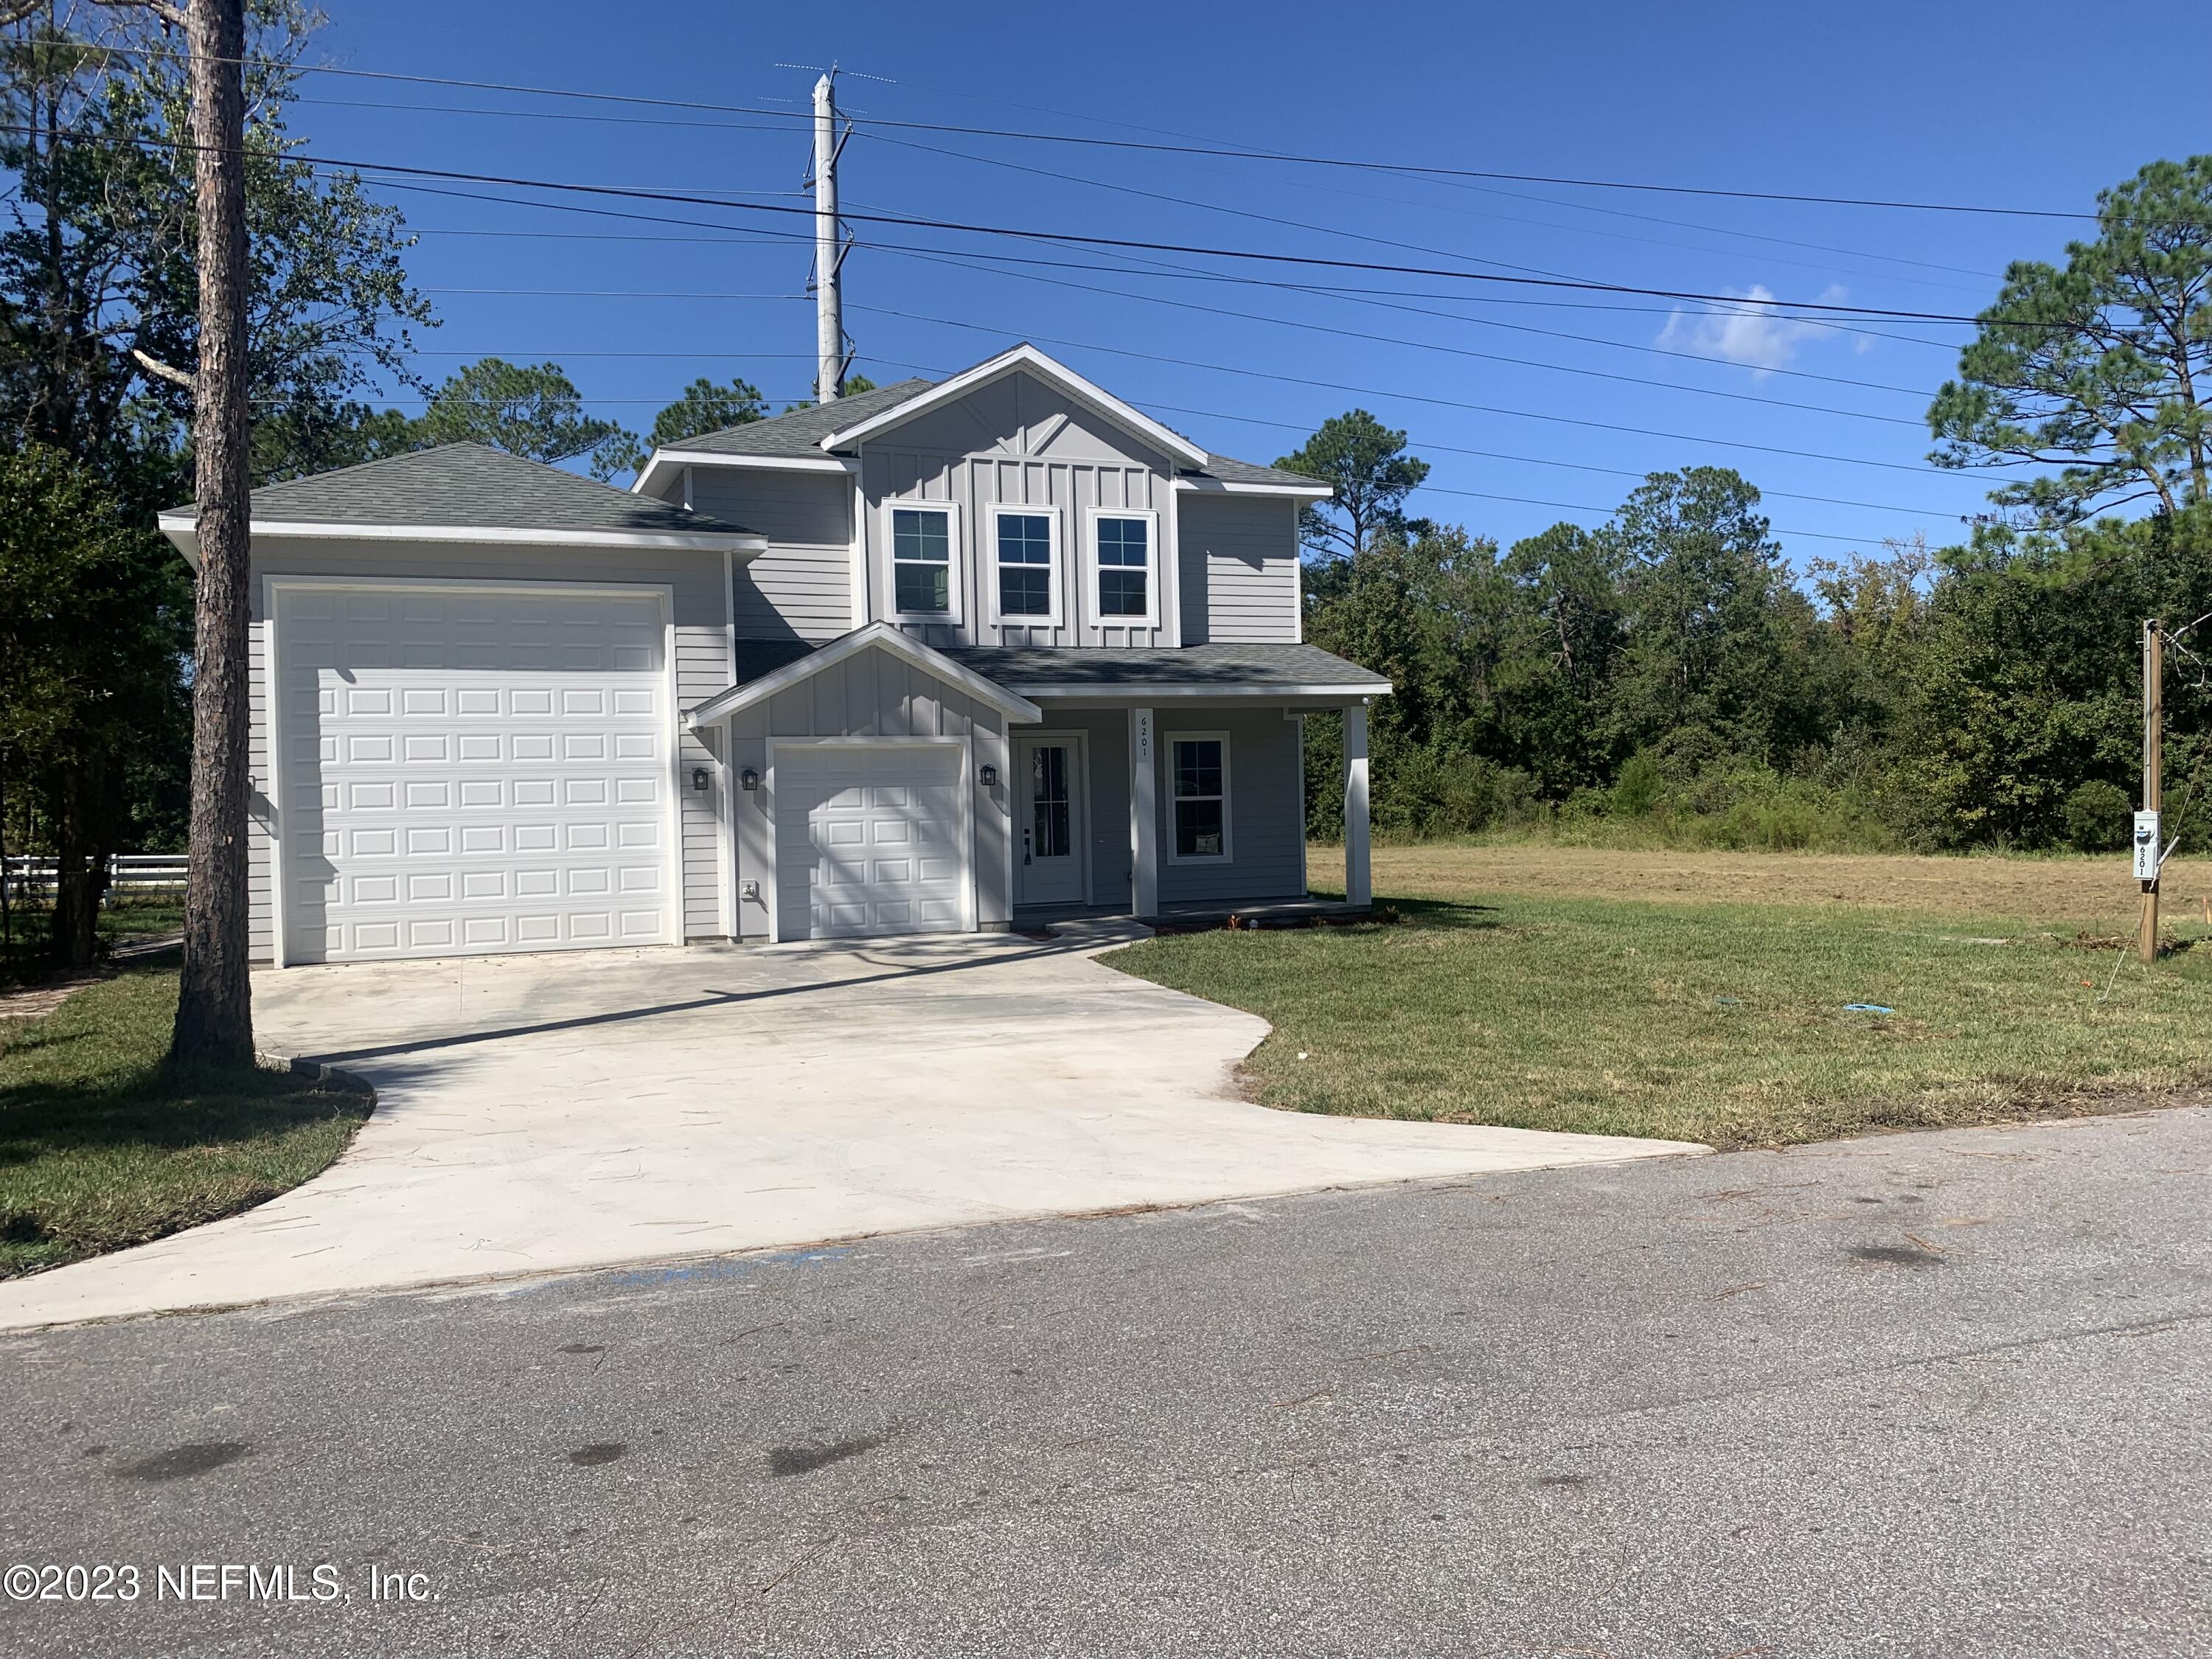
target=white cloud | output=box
[1655,283,1847,378]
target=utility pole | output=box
[2138,618,2163,964]
[811,72,847,403]
[172,0,256,1064]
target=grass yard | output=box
[0,960,372,1278]
[1,892,187,985]
[1310,841,2212,934]
[1107,846,2212,1150]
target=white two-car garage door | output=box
[773,744,970,941]
[276,582,674,964]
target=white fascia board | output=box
[159,515,768,557]
[817,344,1210,470]
[686,622,1045,727]
[633,448,855,496]
[1173,476,1335,501]
[1014,681,1391,700]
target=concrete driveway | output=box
[0,928,1699,1329]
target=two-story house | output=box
[159,344,1388,964]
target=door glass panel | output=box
[1029,745,1071,860]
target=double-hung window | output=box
[1169,734,1230,860]
[991,506,1060,624]
[1088,509,1158,627]
[890,504,957,619]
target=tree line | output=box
[1279,154,2211,856]
[0,4,858,966]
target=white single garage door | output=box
[276,583,674,964]
[774,744,969,940]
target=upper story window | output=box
[890,503,958,619]
[990,506,1060,625]
[1088,508,1158,629]
[1169,734,1230,860]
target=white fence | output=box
[1,855,188,903]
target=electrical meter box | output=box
[2134,810,2162,881]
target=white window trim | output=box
[1165,730,1233,864]
[986,503,1065,629]
[1085,506,1161,632]
[883,498,964,625]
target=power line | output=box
[416,260,1933,419]
[846,301,1958,476]
[1128,396,1966,520]
[855,126,2000,299]
[70,41,2096,220]
[846,237,1925,425]
[1,122,2049,324]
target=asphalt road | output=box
[3,1106,2209,1658]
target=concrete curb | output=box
[254,1051,379,1102]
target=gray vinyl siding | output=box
[855,371,1180,651]
[1183,494,1301,644]
[724,641,1012,940]
[1154,707,1307,904]
[243,535,734,961]
[1178,529,1209,644]
[686,468,853,642]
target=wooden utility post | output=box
[2139,619,2163,965]
[170,0,256,1064]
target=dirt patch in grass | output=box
[0,961,372,1277]
[1106,878,2212,1150]
[1308,843,2211,935]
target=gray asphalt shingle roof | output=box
[941,641,1387,690]
[732,637,1386,692]
[167,443,759,537]
[1192,453,1327,488]
[660,368,1327,489]
[661,380,933,456]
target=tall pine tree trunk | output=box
[170,0,254,1065]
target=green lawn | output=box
[1106,888,2212,1150]
[0,962,372,1278]
[1,892,185,984]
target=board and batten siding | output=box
[723,640,1012,940]
[686,467,853,643]
[242,536,735,960]
[1180,493,1301,644]
[855,371,1180,651]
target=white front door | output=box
[1013,734,1086,906]
[775,743,969,940]
[274,582,674,964]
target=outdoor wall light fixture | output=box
[740,767,760,791]
[691,767,711,793]
[979,763,1000,787]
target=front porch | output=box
[1005,699,1375,921]
[1015,895,1374,933]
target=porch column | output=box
[1343,701,1371,909]
[1129,705,1158,917]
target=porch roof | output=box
[938,642,1391,698]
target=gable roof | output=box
[634,351,1329,497]
[160,443,765,553]
[688,622,1045,727]
[815,345,1210,470]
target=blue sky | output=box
[297,0,2210,566]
